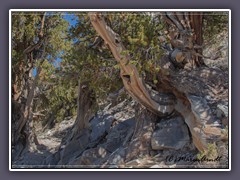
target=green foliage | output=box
[197,143,219,160]
[12,11,229,127]
[34,59,78,124]
[203,12,228,43]
[12,12,73,125]
[11,12,71,86]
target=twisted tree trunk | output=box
[12,13,46,160]
[89,12,228,152]
[12,65,43,160]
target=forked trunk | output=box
[89,12,228,152]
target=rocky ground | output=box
[203,29,229,72]
[12,30,229,169]
[12,115,75,168]
[12,97,228,169]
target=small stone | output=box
[150,164,161,168]
[110,155,124,165]
[216,109,224,118]
[126,159,141,166]
[222,118,228,126]
[187,95,215,123]
[168,164,177,168]
[109,165,119,168]
[217,104,228,118]
[69,147,108,166]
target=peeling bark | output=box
[72,80,95,136]
[12,65,42,160]
[89,12,228,152]
[17,68,41,133]
[12,13,46,158]
[89,12,172,116]
[163,12,205,68]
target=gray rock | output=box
[59,130,89,165]
[125,159,141,166]
[104,118,135,152]
[69,147,109,166]
[187,95,215,124]
[151,116,190,150]
[90,114,114,142]
[104,138,122,152]
[150,164,161,168]
[44,152,59,166]
[106,147,126,165]
[217,103,228,118]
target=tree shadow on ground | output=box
[12,142,53,168]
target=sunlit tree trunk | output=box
[89,12,228,153]
[72,80,95,136]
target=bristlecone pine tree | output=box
[11,11,228,165]
[88,12,228,154]
[11,12,71,160]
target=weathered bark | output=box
[12,13,46,159]
[12,65,43,160]
[12,12,46,102]
[89,12,174,117]
[72,80,95,136]
[15,67,41,140]
[163,12,205,68]
[89,12,228,152]
[169,67,228,151]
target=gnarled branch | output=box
[89,12,174,116]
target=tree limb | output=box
[89,12,228,153]
[89,12,174,116]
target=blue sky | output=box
[63,13,78,27]
[33,13,77,76]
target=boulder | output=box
[187,95,216,125]
[69,147,109,166]
[151,116,190,150]
[105,147,126,166]
[103,118,135,152]
[44,152,60,166]
[58,130,89,165]
[89,114,114,143]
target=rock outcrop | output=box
[151,116,190,150]
[13,98,228,169]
